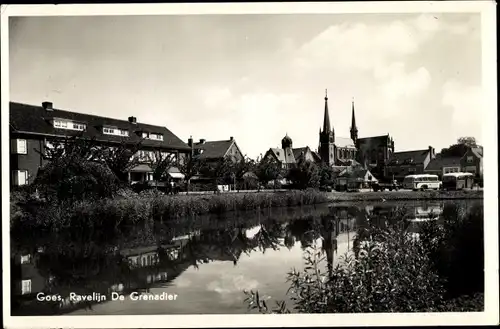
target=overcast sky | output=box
[9,13,482,159]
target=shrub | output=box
[420,203,484,299]
[245,227,446,313]
[34,158,120,203]
[244,204,484,313]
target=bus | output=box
[441,172,474,190]
[402,174,441,191]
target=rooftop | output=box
[425,154,462,171]
[388,149,431,165]
[9,102,190,151]
[193,139,238,160]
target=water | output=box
[10,199,482,315]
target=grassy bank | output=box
[327,189,483,202]
[11,189,330,231]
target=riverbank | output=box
[326,189,483,202]
[11,188,483,232]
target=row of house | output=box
[9,101,245,188]
[258,91,483,185]
[9,100,483,189]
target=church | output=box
[263,90,396,179]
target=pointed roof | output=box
[193,139,241,160]
[350,99,357,132]
[323,89,332,133]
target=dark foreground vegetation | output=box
[11,188,329,233]
[244,203,484,313]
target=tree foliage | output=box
[287,160,320,190]
[103,141,142,183]
[255,156,283,188]
[457,136,477,147]
[148,151,177,183]
[199,156,235,190]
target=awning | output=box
[169,172,185,179]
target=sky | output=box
[9,13,482,159]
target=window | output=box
[150,133,164,141]
[12,170,28,186]
[142,132,149,138]
[467,156,474,163]
[20,254,31,264]
[103,127,129,136]
[53,119,86,131]
[12,139,27,154]
[103,127,116,135]
[72,123,85,131]
[21,280,31,295]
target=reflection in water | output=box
[10,200,481,315]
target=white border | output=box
[1,2,498,328]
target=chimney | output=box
[188,136,193,148]
[199,138,206,144]
[42,101,53,111]
[428,146,435,159]
[229,136,234,141]
[128,116,137,124]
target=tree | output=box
[457,137,477,148]
[318,163,336,188]
[199,156,234,193]
[287,159,320,190]
[231,156,257,191]
[255,156,283,191]
[102,141,142,184]
[34,137,120,202]
[147,151,177,189]
[178,154,205,194]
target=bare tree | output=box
[178,154,205,195]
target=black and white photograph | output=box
[2,2,498,328]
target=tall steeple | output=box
[350,97,358,143]
[323,89,332,133]
[319,89,336,166]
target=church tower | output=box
[350,99,358,145]
[319,89,335,166]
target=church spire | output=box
[323,89,332,133]
[350,97,358,143]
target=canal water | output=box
[10,199,482,315]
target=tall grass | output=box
[11,189,330,232]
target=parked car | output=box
[372,180,400,192]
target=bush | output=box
[420,203,484,299]
[246,226,445,313]
[244,204,484,313]
[34,158,120,203]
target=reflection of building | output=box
[11,252,47,297]
[9,101,191,187]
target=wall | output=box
[226,142,244,162]
[10,135,47,186]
